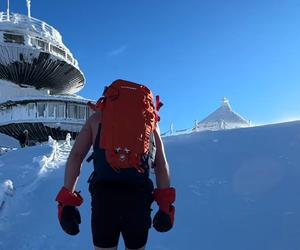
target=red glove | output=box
[153,187,176,232]
[55,187,83,235]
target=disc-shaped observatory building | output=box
[0,2,92,142]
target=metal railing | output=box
[0,12,78,67]
[0,12,62,44]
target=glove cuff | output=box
[55,187,83,206]
[153,187,176,214]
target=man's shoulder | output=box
[87,112,101,124]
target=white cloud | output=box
[108,45,127,56]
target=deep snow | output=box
[0,133,19,148]
[0,121,300,250]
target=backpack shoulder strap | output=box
[155,95,163,122]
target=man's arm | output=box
[152,125,175,232]
[153,126,170,188]
[64,118,93,192]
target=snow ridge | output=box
[0,135,73,238]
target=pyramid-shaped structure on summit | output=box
[196,98,250,131]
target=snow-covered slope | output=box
[1,121,300,250]
[0,133,19,148]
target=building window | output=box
[67,54,73,63]
[3,33,25,44]
[67,104,76,119]
[47,102,66,118]
[48,103,55,118]
[27,103,35,117]
[66,104,86,120]
[50,45,66,58]
[56,104,65,118]
[37,39,46,49]
[37,102,47,118]
[77,105,85,120]
[30,38,49,51]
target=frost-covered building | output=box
[0,3,92,142]
[196,98,250,131]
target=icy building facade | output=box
[0,5,92,142]
[196,98,250,131]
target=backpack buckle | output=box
[114,147,131,161]
[124,147,130,154]
[120,154,126,161]
[114,147,121,153]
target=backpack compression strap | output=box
[155,95,163,122]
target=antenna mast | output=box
[26,0,31,18]
[7,0,10,20]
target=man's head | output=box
[23,129,28,134]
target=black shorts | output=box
[89,179,154,249]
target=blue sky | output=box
[8,0,300,133]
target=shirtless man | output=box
[56,110,176,250]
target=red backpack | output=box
[88,79,162,172]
